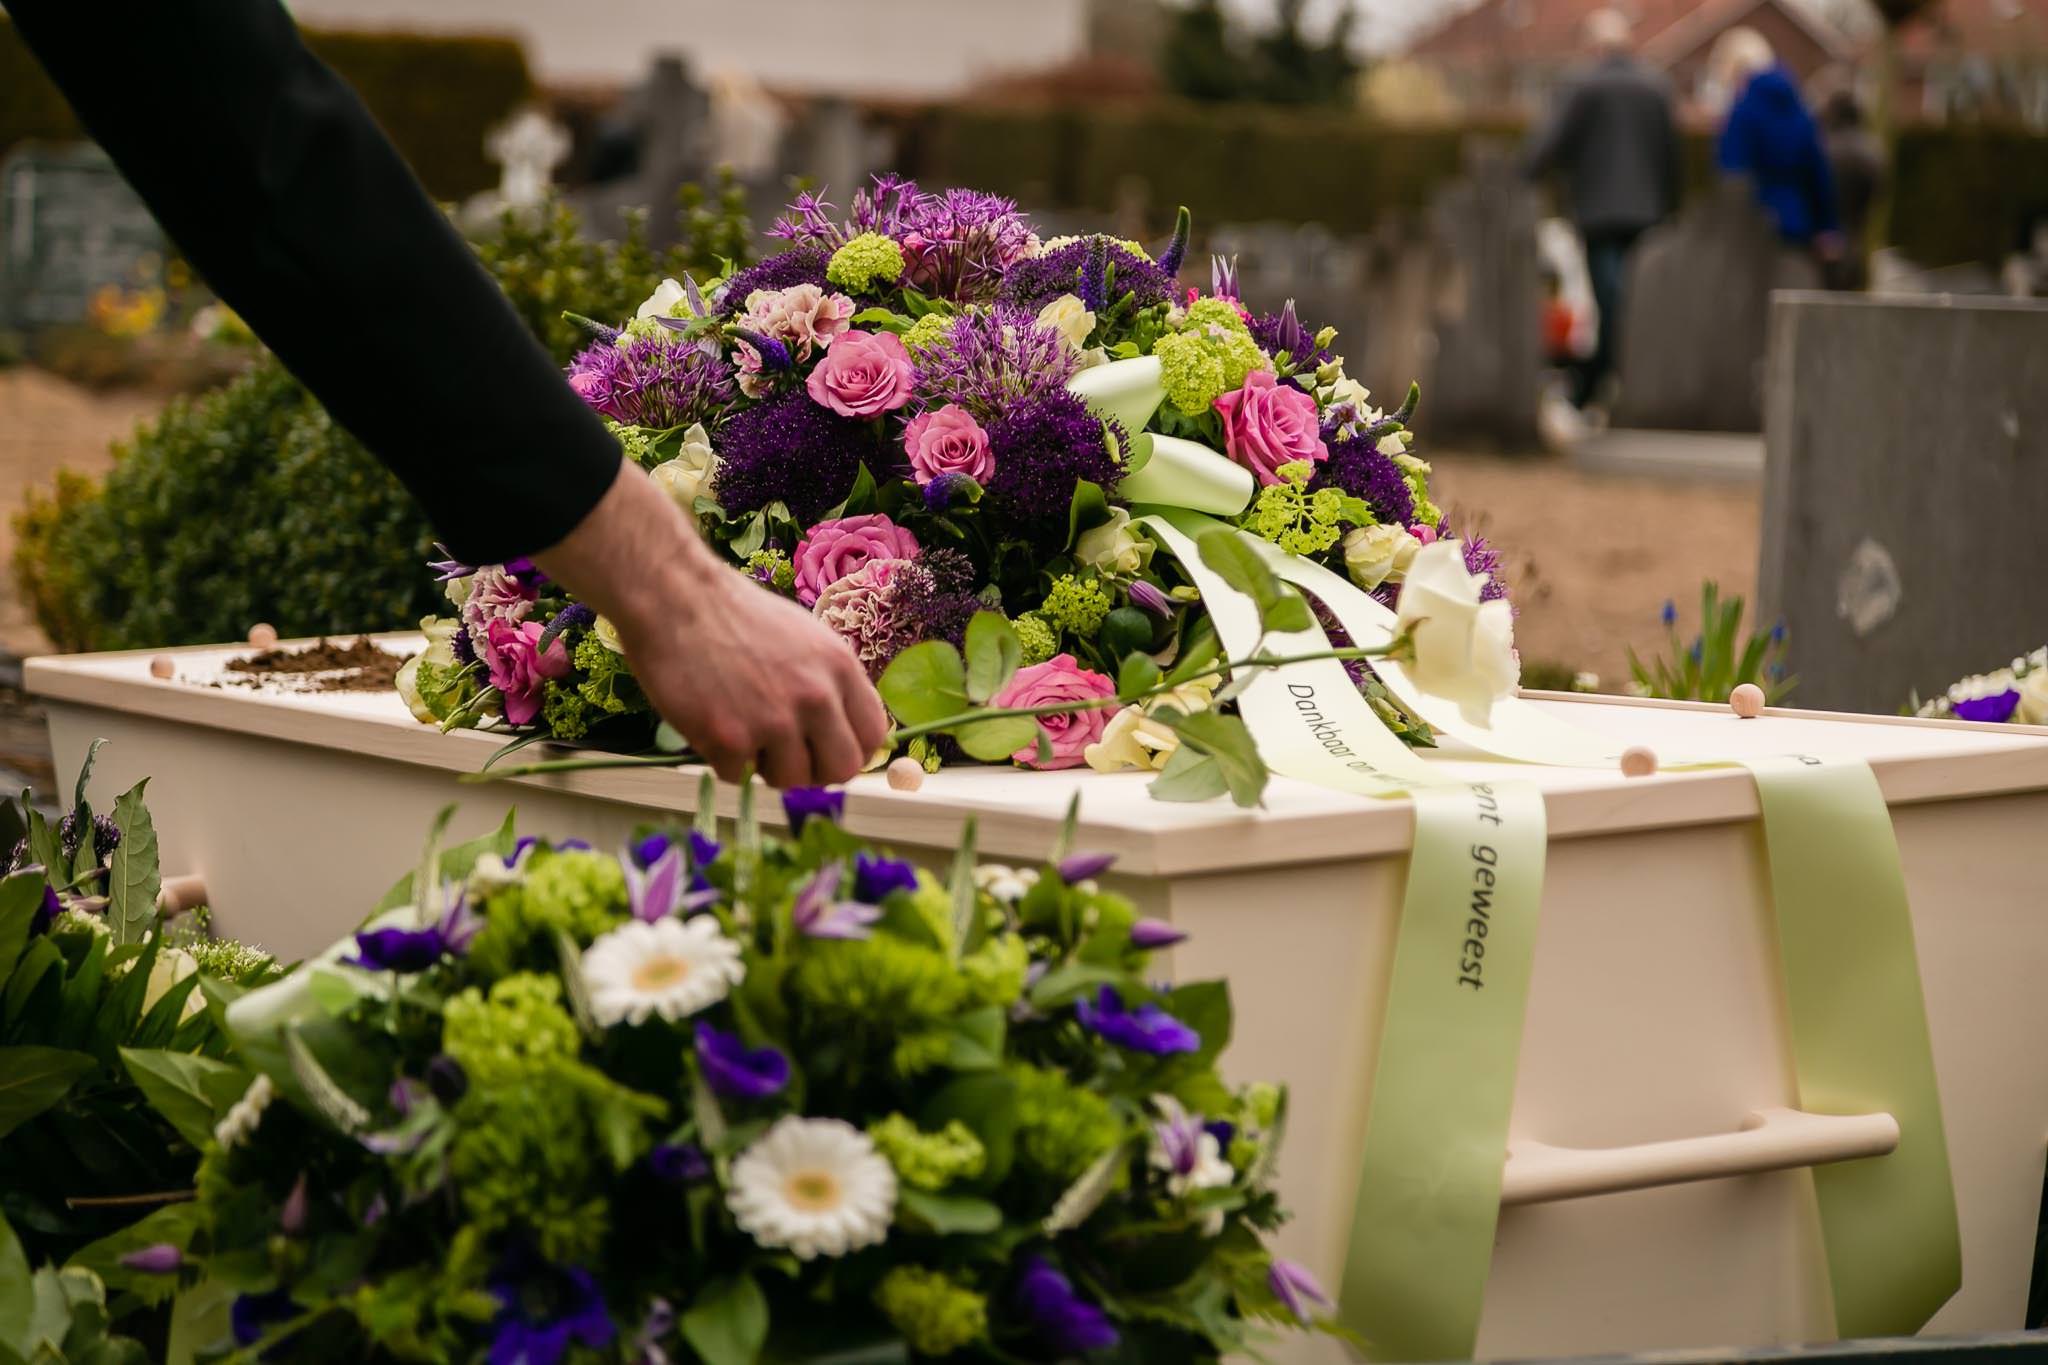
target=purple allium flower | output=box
[231,1288,298,1347]
[1452,531,1512,610]
[694,1021,791,1100]
[913,306,1079,424]
[1249,300,1332,368]
[344,889,479,973]
[451,625,477,667]
[781,787,845,833]
[771,173,929,249]
[983,391,1128,524]
[922,470,982,513]
[1000,237,1177,317]
[898,186,1040,302]
[1129,918,1187,950]
[1014,1257,1119,1355]
[427,543,474,582]
[547,603,596,636]
[565,332,735,431]
[790,863,883,941]
[119,1243,185,1275]
[1076,986,1200,1055]
[853,852,919,903]
[887,549,983,655]
[487,1254,615,1365]
[718,246,832,311]
[1056,850,1117,884]
[426,1054,468,1106]
[1310,435,1415,528]
[648,1142,711,1185]
[715,389,872,523]
[1955,691,2021,723]
[1127,580,1173,617]
[1269,1258,1332,1325]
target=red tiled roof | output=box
[1894,0,2048,59]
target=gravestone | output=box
[0,142,163,332]
[1757,292,2048,713]
[1615,179,1820,432]
[1418,143,1543,446]
[564,54,714,246]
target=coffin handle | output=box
[1500,1107,1899,1207]
[157,873,208,916]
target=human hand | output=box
[535,463,889,787]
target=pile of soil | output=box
[218,637,411,694]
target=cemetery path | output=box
[1428,451,1761,691]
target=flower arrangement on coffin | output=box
[403,175,1520,791]
[117,789,1341,1363]
[1912,646,2048,724]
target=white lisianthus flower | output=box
[214,1073,277,1149]
[593,615,626,654]
[1395,540,1519,724]
[636,277,687,321]
[649,422,718,522]
[582,917,744,1027]
[396,617,462,724]
[1085,679,1218,773]
[1323,374,1372,412]
[1035,293,1098,352]
[1074,507,1152,577]
[727,1116,897,1260]
[1341,522,1422,591]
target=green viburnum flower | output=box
[1242,460,1362,556]
[1009,1061,1124,1181]
[541,679,593,741]
[746,548,796,593]
[869,1115,987,1191]
[959,933,1030,1009]
[615,316,670,347]
[182,936,273,983]
[826,231,906,294]
[442,973,581,1087]
[1182,297,1248,334]
[790,935,967,1027]
[607,420,658,468]
[573,633,640,715]
[1155,306,1269,416]
[1040,574,1113,637]
[873,1266,989,1358]
[449,1077,611,1264]
[901,311,953,355]
[1012,613,1057,666]
[469,849,629,977]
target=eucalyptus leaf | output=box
[877,642,969,728]
[105,782,158,947]
[944,1007,1006,1071]
[1162,618,1222,687]
[1053,793,1082,864]
[1195,528,1289,622]
[0,1046,95,1141]
[681,1274,768,1365]
[953,716,1039,763]
[963,612,1023,705]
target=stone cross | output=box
[485,108,570,211]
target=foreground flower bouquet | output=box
[404,174,1518,790]
[1913,645,2048,724]
[132,791,1341,1361]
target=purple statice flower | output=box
[717,246,831,312]
[231,1288,299,1348]
[913,306,1078,424]
[887,549,983,657]
[1127,580,1173,618]
[922,470,982,513]
[344,889,480,974]
[451,625,477,668]
[566,331,735,431]
[1269,1259,1332,1325]
[1449,530,1512,610]
[693,1021,790,1100]
[715,388,872,523]
[487,1254,615,1365]
[781,787,845,834]
[1310,434,1415,529]
[790,863,882,941]
[1076,986,1200,1056]
[1056,850,1116,883]
[853,852,919,903]
[1014,1257,1119,1355]
[982,390,1128,524]
[1248,300,1333,368]
[999,237,1177,317]
[1955,691,2021,723]
[898,186,1040,302]
[427,542,474,582]
[1129,918,1187,950]
[547,603,595,637]
[118,1243,185,1275]
[648,1142,711,1184]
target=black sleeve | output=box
[1522,82,1580,182]
[7,0,621,566]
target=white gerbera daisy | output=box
[582,916,743,1027]
[727,1117,897,1260]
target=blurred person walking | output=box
[1710,29,1844,267]
[1818,86,1886,290]
[1524,8,1681,414]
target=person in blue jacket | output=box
[1709,28,1843,261]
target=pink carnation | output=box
[990,653,1119,770]
[743,283,855,356]
[792,514,921,606]
[812,558,908,678]
[482,619,571,727]
[901,404,994,486]
[805,329,915,418]
[460,565,538,637]
[1214,370,1329,486]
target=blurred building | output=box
[1896,0,2048,128]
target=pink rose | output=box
[805,330,915,418]
[483,619,571,727]
[901,404,994,486]
[792,514,922,606]
[1213,371,1329,486]
[990,653,1120,771]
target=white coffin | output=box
[28,639,2048,1362]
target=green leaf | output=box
[847,307,913,333]
[1157,710,1267,808]
[105,781,158,947]
[119,1048,249,1149]
[0,869,46,984]
[72,739,108,816]
[371,809,517,914]
[1162,618,1222,688]
[953,715,1040,763]
[1044,1141,1131,1234]
[681,1274,768,1365]
[947,818,981,960]
[0,1212,29,1358]
[655,721,688,754]
[897,1187,1003,1235]
[1116,653,1162,703]
[921,1073,1018,1183]
[1196,528,1284,613]
[1064,479,1111,552]
[0,1046,95,1140]
[1053,792,1082,864]
[963,612,1023,705]
[878,642,970,728]
[3,939,61,1029]
[825,464,879,521]
[1028,963,1128,1010]
[1098,606,1154,664]
[695,773,719,841]
[1147,746,1230,804]
[68,1202,202,1309]
[1261,592,1315,636]
[944,1007,1006,1071]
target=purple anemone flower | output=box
[853,852,919,903]
[632,832,672,868]
[487,1254,615,1365]
[694,1022,791,1100]
[790,864,883,941]
[1014,1257,1119,1355]
[1129,918,1187,950]
[345,889,479,974]
[1269,1258,1332,1325]
[1076,986,1200,1056]
[781,787,845,833]
[1056,851,1116,884]
[1955,691,2021,723]
[648,1142,711,1185]
[119,1243,185,1275]
[231,1288,299,1348]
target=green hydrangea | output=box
[541,679,593,741]
[873,1266,988,1357]
[959,933,1030,1009]
[869,1115,987,1191]
[1009,1061,1124,1181]
[1241,460,1360,556]
[826,232,905,294]
[1040,575,1112,637]
[573,633,641,716]
[442,974,581,1087]
[902,311,953,355]
[449,1078,610,1264]
[1154,316,1269,416]
[615,316,669,347]
[746,548,796,593]
[790,935,966,1027]
[1012,613,1057,666]
[1183,298,1249,335]
[468,849,628,977]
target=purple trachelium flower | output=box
[1056,851,1116,884]
[853,852,919,903]
[1076,986,1201,1055]
[982,391,1128,524]
[715,388,872,523]
[566,331,735,431]
[1129,918,1187,950]
[790,863,883,941]
[1269,1258,1332,1325]
[913,306,1079,424]
[487,1254,615,1365]
[694,1021,791,1100]
[718,246,832,311]
[1955,691,2021,723]
[781,787,845,834]
[1127,580,1173,618]
[231,1288,299,1347]
[119,1243,185,1275]
[345,889,480,973]
[547,603,596,636]
[1310,434,1415,529]
[1014,1257,1119,1355]
[999,237,1177,317]
[648,1142,711,1185]
[922,470,982,513]
[427,542,474,582]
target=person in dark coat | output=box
[1819,88,1886,290]
[1710,29,1843,261]
[1524,9,1682,411]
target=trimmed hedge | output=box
[0,19,533,201]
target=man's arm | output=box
[1523,82,1583,181]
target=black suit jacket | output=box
[8,0,621,565]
